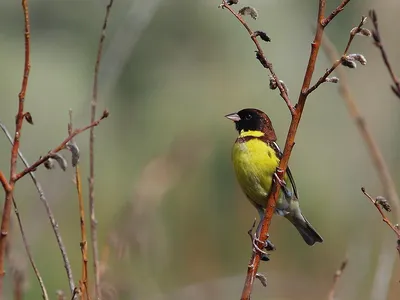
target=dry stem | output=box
[0,120,76,293]
[362,188,400,257]
[220,0,294,115]
[369,10,400,98]
[307,16,366,95]
[68,113,89,300]
[12,198,49,300]
[220,1,351,299]
[13,111,109,181]
[321,32,400,223]
[75,166,90,300]
[0,0,31,290]
[361,188,400,238]
[89,1,115,298]
[327,258,348,300]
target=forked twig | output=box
[220,1,352,299]
[321,32,400,223]
[0,120,76,293]
[0,0,31,288]
[219,0,294,114]
[307,16,368,95]
[13,110,109,182]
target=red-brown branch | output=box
[0,172,11,193]
[219,1,352,299]
[321,0,351,27]
[89,1,114,298]
[0,0,31,290]
[13,111,109,182]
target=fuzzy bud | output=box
[347,53,367,66]
[238,6,258,20]
[325,77,339,83]
[375,196,391,212]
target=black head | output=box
[225,108,277,141]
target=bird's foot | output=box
[273,170,291,198]
[252,234,276,261]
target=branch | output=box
[0,172,11,193]
[321,0,351,27]
[219,1,352,299]
[0,120,76,294]
[361,188,400,257]
[0,0,31,288]
[327,258,348,300]
[76,166,90,300]
[12,197,49,300]
[68,113,90,300]
[13,110,109,182]
[219,0,295,115]
[321,31,400,223]
[361,188,400,238]
[369,10,400,98]
[89,1,114,298]
[307,16,367,95]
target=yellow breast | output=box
[232,131,285,207]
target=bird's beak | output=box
[225,113,241,122]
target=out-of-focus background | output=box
[0,0,399,299]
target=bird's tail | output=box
[286,213,323,246]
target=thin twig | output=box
[90,1,114,298]
[12,197,49,300]
[0,120,76,294]
[321,33,400,223]
[0,0,31,287]
[220,1,352,299]
[75,166,90,300]
[220,0,295,115]
[321,0,351,27]
[327,258,348,300]
[13,110,109,182]
[369,10,400,98]
[361,188,400,238]
[68,113,89,300]
[307,16,366,95]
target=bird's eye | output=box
[245,114,252,120]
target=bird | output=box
[225,108,323,246]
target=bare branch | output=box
[89,1,115,298]
[369,10,400,98]
[219,0,295,115]
[0,120,76,293]
[327,258,348,300]
[12,197,49,300]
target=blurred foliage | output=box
[0,0,400,299]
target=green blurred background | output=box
[0,0,400,299]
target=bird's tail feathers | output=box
[286,213,323,246]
